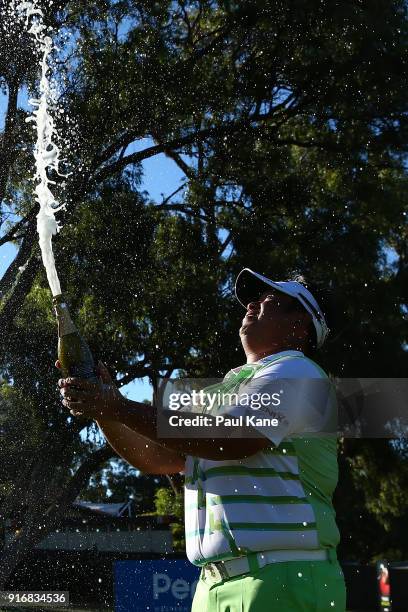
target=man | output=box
[59,268,346,611]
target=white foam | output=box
[17,0,65,296]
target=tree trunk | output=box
[0,442,114,589]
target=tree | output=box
[155,487,184,551]
[0,0,407,588]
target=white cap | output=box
[235,268,329,348]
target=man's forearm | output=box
[116,397,266,460]
[96,419,185,474]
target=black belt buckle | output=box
[206,562,229,581]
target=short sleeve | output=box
[215,357,333,447]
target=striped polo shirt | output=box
[184,350,340,566]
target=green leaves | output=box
[1,0,408,566]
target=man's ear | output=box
[293,311,312,334]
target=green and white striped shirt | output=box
[184,350,340,566]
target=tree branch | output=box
[155,203,208,221]
[0,80,19,208]
[160,184,185,206]
[91,132,139,173]
[0,221,38,298]
[92,113,339,184]
[219,231,233,256]
[53,446,115,511]
[0,206,37,246]
[163,148,195,178]
[0,249,41,345]
[117,362,152,387]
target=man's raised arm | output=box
[96,418,185,475]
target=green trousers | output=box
[191,558,346,611]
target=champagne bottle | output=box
[53,294,98,382]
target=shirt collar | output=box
[230,350,304,374]
[255,350,304,365]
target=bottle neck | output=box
[53,296,77,337]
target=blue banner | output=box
[114,559,200,612]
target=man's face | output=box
[239,288,310,350]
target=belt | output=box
[202,549,331,583]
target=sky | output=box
[0,92,185,402]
